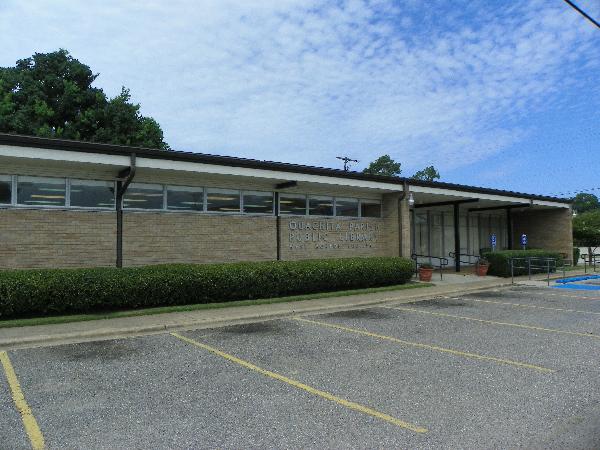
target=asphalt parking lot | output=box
[2,286,600,449]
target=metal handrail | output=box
[448,252,482,267]
[411,253,449,280]
[580,253,600,274]
[509,256,571,286]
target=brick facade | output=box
[0,208,399,269]
[0,208,115,268]
[123,212,277,266]
[512,208,573,257]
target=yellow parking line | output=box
[293,318,553,373]
[383,306,600,340]
[447,297,600,316]
[0,351,45,450]
[170,332,427,433]
[532,292,600,301]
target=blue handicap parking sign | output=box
[490,234,497,249]
[520,234,528,246]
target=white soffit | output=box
[0,144,402,192]
[0,144,131,166]
[410,184,569,208]
[136,157,402,191]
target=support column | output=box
[275,192,281,260]
[454,203,461,272]
[506,207,513,250]
[399,195,411,257]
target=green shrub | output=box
[0,257,414,319]
[480,250,564,277]
[573,247,580,266]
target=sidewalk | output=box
[0,278,512,351]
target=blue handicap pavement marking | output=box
[552,274,600,291]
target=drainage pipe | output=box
[116,153,136,268]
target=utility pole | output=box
[336,156,358,172]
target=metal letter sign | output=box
[520,233,527,249]
[490,234,497,251]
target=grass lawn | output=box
[0,281,432,329]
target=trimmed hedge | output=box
[481,250,564,277]
[0,257,414,319]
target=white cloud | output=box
[0,0,598,173]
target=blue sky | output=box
[1,0,598,197]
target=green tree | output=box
[362,155,401,177]
[573,209,600,264]
[412,165,440,182]
[572,193,599,214]
[0,49,169,149]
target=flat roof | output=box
[0,133,570,204]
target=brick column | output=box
[399,195,412,257]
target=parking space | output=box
[2,286,600,449]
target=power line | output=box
[563,0,600,29]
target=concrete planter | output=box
[476,263,489,276]
[418,267,434,282]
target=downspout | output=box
[116,153,136,268]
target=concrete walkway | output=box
[0,269,591,351]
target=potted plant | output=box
[418,263,434,282]
[476,257,490,276]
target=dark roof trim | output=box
[0,133,571,203]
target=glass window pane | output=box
[123,183,164,209]
[361,200,381,217]
[0,175,11,204]
[243,191,273,214]
[167,186,204,211]
[309,196,333,216]
[279,194,306,215]
[206,188,240,213]
[335,198,358,217]
[17,176,66,206]
[70,179,115,208]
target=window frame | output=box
[16,175,68,209]
[359,199,382,218]
[122,182,166,211]
[205,187,241,214]
[166,185,205,213]
[334,197,360,217]
[308,195,334,217]
[0,174,13,206]
[278,193,308,216]
[242,190,275,215]
[68,178,117,210]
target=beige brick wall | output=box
[122,212,277,266]
[512,208,573,257]
[0,209,115,269]
[0,195,415,269]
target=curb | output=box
[0,282,513,351]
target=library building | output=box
[0,134,573,270]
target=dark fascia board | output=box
[0,133,571,204]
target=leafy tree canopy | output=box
[0,49,169,149]
[362,154,401,177]
[412,165,440,182]
[573,209,600,248]
[572,193,599,214]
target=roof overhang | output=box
[0,133,572,209]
